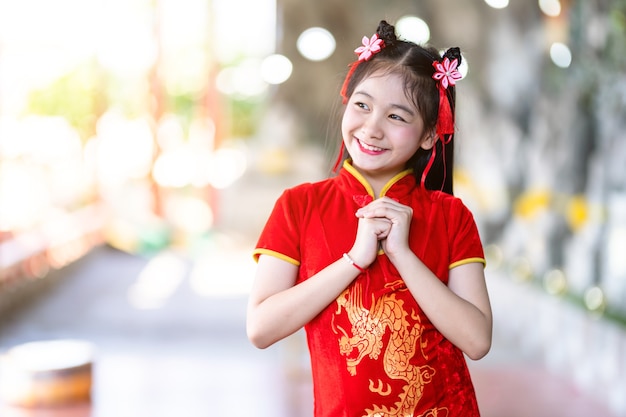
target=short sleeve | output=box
[446,197,485,269]
[252,186,307,266]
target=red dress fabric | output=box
[254,161,486,417]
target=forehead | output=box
[354,71,417,108]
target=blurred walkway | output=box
[0,242,621,417]
[0,241,311,417]
[0,153,623,417]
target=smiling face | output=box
[341,71,434,192]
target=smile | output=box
[358,139,386,153]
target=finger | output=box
[357,205,408,220]
[356,198,409,217]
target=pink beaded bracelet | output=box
[342,253,366,273]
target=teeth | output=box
[359,140,384,152]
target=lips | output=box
[357,138,385,153]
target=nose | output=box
[361,113,383,140]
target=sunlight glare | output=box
[153,147,200,188]
[202,147,248,189]
[164,196,214,235]
[95,112,155,186]
[213,0,276,63]
[127,251,187,310]
[216,60,268,97]
[189,250,255,297]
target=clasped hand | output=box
[349,197,413,268]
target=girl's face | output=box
[342,71,433,187]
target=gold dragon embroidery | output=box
[333,281,449,417]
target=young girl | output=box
[247,20,492,417]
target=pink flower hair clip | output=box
[432,57,462,89]
[354,33,385,61]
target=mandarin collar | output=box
[337,160,417,205]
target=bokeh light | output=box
[202,147,248,189]
[95,2,157,76]
[0,116,90,232]
[584,286,606,312]
[296,27,336,61]
[127,251,187,310]
[94,112,155,187]
[539,0,562,17]
[212,0,276,63]
[396,16,430,44]
[261,54,293,85]
[484,0,509,9]
[550,42,572,68]
[216,59,268,97]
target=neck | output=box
[364,176,387,198]
[343,160,413,198]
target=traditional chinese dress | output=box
[253,160,485,417]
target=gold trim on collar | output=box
[380,169,414,197]
[343,159,413,198]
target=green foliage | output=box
[607,5,626,69]
[228,96,264,138]
[26,64,103,140]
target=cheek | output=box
[341,109,357,136]
[396,128,424,152]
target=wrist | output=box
[342,252,366,273]
[386,246,415,264]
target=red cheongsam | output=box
[253,160,486,417]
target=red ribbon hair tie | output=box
[421,57,462,189]
[432,57,461,139]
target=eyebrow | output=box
[353,90,415,117]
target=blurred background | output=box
[0,0,625,416]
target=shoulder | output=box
[275,177,336,210]
[428,190,468,207]
[281,177,336,199]
[423,190,476,220]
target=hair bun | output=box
[376,20,397,45]
[443,47,462,66]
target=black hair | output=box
[341,20,460,195]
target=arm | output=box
[246,254,360,349]
[389,255,492,360]
[356,197,492,360]
[247,216,392,349]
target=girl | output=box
[247,20,492,417]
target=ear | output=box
[420,131,436,150]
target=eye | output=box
[355,101,369,111]
[389,113,407,122]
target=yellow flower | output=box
[565,195,589,231]
[513,189,551,219]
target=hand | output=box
[355,197,413,261]
[348,215,391,269]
